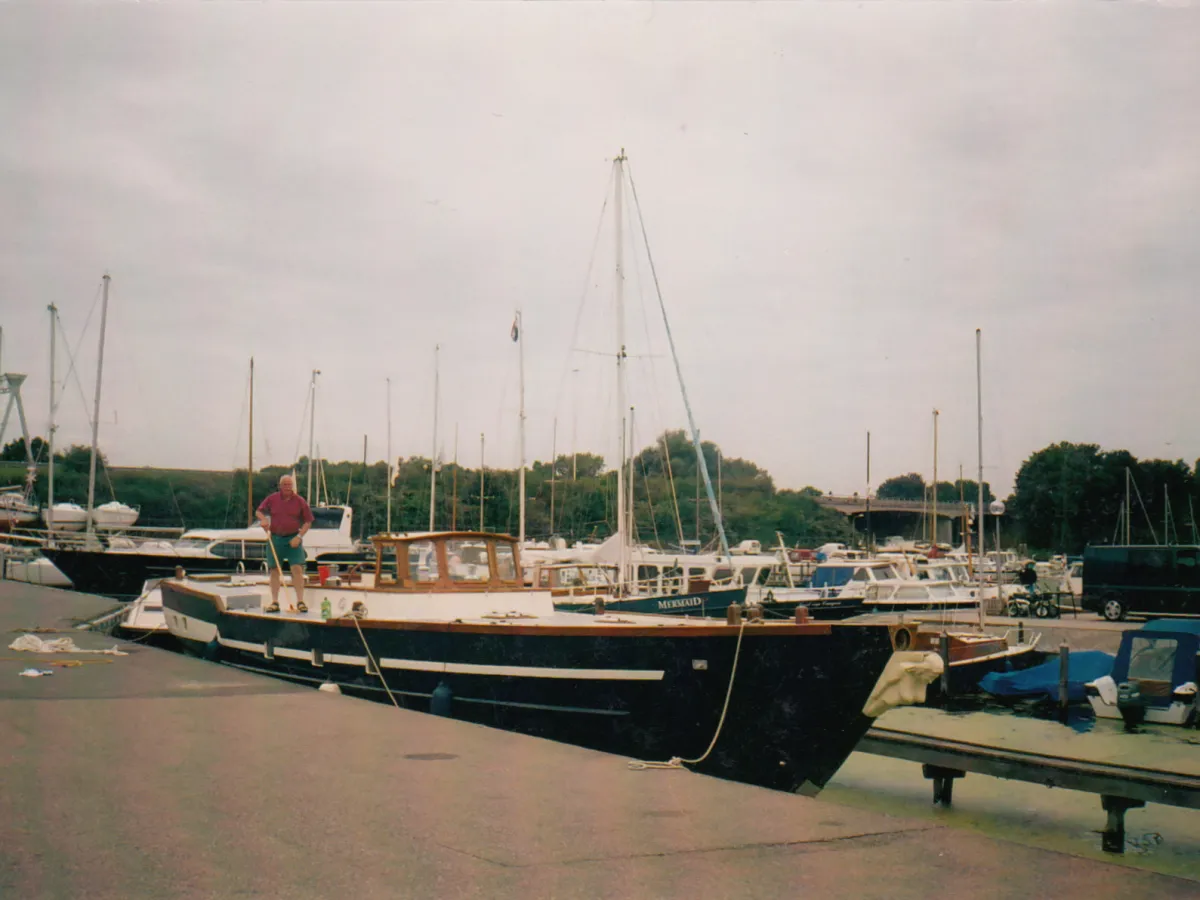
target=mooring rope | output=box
[627,617,747,771]
[348,612,404,710]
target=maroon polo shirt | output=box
[257,491,314,536]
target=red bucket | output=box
[318,565,331,586]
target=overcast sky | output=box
[2,2,1198,499]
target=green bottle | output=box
[320,597,332,621]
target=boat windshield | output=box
[1127,636,1178,683]
[446,539,490,583]
[811,567,854,589]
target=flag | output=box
[510,316,519,343]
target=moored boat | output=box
[161,528,942,794]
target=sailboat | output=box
[158,153,946,796]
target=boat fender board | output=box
[862,651,944,718]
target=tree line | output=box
[4,436,1194,554]
[0,431,854,549]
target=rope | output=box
[627,617,746,771]
[348,612,404,710]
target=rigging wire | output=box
[626,161,732,562]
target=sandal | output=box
[294,601,309,614]
[264,602,280,614]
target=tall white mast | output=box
[628,405,636,548]
[429,344,439,531]
[46,305,57,534]
[479,432,485,530]
[932,408,939,550]
[84,274,110,537]
[976,329,986,629]
[614,149,628,592]
[386,377,393,533]
[516,310,526,546]
[306,369,320,503]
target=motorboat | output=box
[1085,620,1199,727]
[43,504,366,598]
[160,528,943,795]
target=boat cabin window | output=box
[211,541,242,559]
[688,567,706,578]
[446,539,490,583]
[663,566,683,593]
[712,567,734,584]
[243,542,267,560]
[310,507,344,530]
[851,567,874,582]
[638,565,660,591]
[1127,636,1178,683]
[875,565,899,581]
[495,543,517,581]
[409,540,440,584]
[378,545,400,585]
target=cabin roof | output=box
[370,530,519,543]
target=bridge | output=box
[815,494,972,519]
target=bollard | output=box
[794,605,810,624]
[1058,640,1071,721]
[939,632,951,698]
[1018,620,1024,645]
[175,565,184,579]
[594,597,605,616]
[726,602,743,625]
[747,604,763,623]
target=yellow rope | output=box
[627,617,747,771]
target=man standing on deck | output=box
[256,474,314,613]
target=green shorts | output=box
[267,533,307,570]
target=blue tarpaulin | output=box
[979,650,1116,703]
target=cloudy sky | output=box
[2,2,1198,499]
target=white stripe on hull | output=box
[377,657,665,680]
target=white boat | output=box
[93,501,139,530]
[44,502,87,532]
[0,534,73,587]
[0,490,39,530]
[121,579,166,635]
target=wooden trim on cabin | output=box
[162,582,843,638]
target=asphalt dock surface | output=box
[2,581,1197,899]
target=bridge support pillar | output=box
[922,764,965,807]
[1100,795,1145,853]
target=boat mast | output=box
[976,328,986,629]
[628,405,636,547]
[932,408,939,551]
[386,377,393,533]
[429,345,439,531]
[84,274,110,537]
[306,369,320,503]
[247,357,254,525]
[1124,467,1131,544]
[46,304,56,534]
[549,417,557,534]
[614,150,628,592]
[451,423,459,531]
[479,432,485,530]
[515,311,526,547]
[865,431,872,554]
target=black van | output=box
[1082,545,1200,621]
